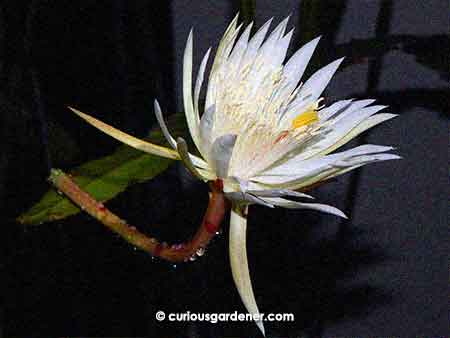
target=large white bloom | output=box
[71,15,399,335]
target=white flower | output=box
[70,15,399,336]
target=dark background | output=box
[2,1,448,337]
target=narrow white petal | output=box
[183,30,201,150]
[198,104,216,157]
[154,100,210,170]
[255,144,396,184]
[299,57,344,102]
[287,105,389,162]
[262,197,348,218]
[283,36,321,88]
[227,22,253,69]
[229,206,265,336]
[210,13,240,75]
[330,99,376,123]
[321,113,398,155]
[318,98,354,121]
[194,47,212,116]
[241,18,273,67]
[69,107,179,160]
[154,100,177,149]
[209,134,237,178]
[258,16,290,60]
[246,188,314,199]
[333,153,401,168]
[272,28,294,66]
[176,137,207,181]
[225,192,275,208]
[313,105,389,156]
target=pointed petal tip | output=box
[390,154,402,160]
[336,56,345,66]
[340,212,349,219]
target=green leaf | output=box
[17,113,188,225]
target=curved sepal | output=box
[229,205,265,336]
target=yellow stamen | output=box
[291,108,319,129]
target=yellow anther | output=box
[291,108,319,129]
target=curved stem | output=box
[229,204,265,336]
[49,169,228,263]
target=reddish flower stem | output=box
[48,169,228,263]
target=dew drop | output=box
[172,264,177,269]
[189,254,197,261]
[196,247,205,257]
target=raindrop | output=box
[189,254,197,261]
[196,247,205,257]
[132,246,137,251]
[172,264,177,269]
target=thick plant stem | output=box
[229,204,265,336]
[49,168,227,262]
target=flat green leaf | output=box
[17,113,188,225]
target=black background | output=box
[2,1,448,337]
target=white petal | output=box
[299,57,344,101]
[176,137,207,181]
[272,28,294,66]
[280,58,344,123]
[225,192,275,208]
[194,47,212,116]
[245,181,314,199]
[154,100,210,170]
[209,134,237,178]
[209,13,240,75]
[255,144,397,185]
[183,30,201,150]
[248,189,313,199]
[333,153,401,168]
[318,98,354,121]
[330,99,376,123]
[283,36,321,89]
[198,104,216,157]
[290,105,389,162]
[154,100,176,149]
[229,206,265,336]
[69,107,179,160]
[254,157,332,184]
[322,113,398,156]
[257,17,290,65]
[315,105,389,153]
[227,22,253,71]
[240,18,273,68]
[262,197,347,218]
